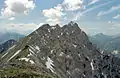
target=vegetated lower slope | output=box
[0,21,120,78]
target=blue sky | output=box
[0,0,120,35]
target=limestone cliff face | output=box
[0,22,120,78]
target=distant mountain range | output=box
[89,33,113,50]
[0,32,25,54]
[0,22,120,78]
[89,33,120,57]
[0,32,24,44]
[0,39,16,53]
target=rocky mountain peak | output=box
[68,21,76,26]
[0,22,120,78]
[64,21,80,29]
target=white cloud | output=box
[107,21,120,28]
[108,21,112,24]
[42,0,85,24]
[1,0,35,19]
[113,23,120,27]
[113,14,120,19]
[63,0,84,11]
[1,8,15,18]
[47,18,60,25]
[88,0,99,5]
[42,4,65,25]
[88,27,99,30]
[108,27,116,30]
[97,4,120,16]
[4,23,42,35]
[9,17,15,20]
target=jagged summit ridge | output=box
[0,21,90,63]
[0,22,120,78]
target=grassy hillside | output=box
[0,66,53,78]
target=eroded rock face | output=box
[0,21,120,78]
